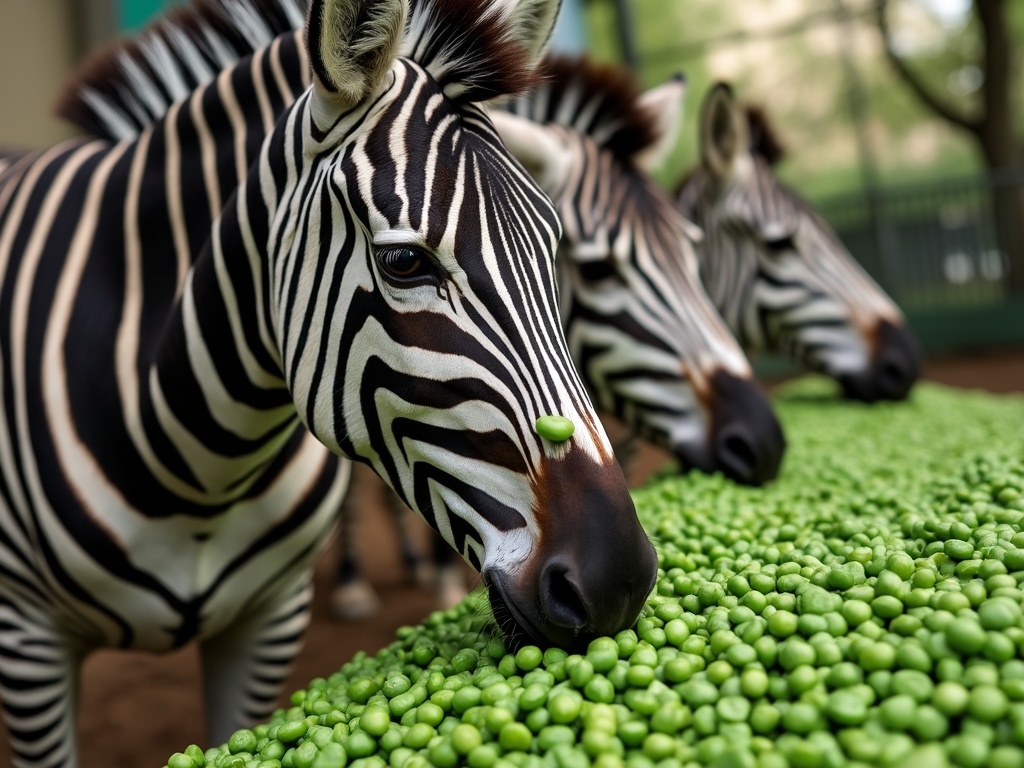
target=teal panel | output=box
[120,0,179,30]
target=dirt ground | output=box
[0,349,1021,768]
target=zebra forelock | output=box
[400,0,544,104]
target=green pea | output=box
[715,696,751,724]
[879,694,916,730]
[826,690,867,726]
[767,610,798,638]
[228,730,258,755]
[859,642,896,671]
[781,702,823,735]
[569,659,594,688]
[584,675,615,704]
[945,617,988,654]
[402,723,435,750]
[535,415,574,442]
[738,668,769,699]
[968,684,1009,722]
[344,731,377,759]
[277,720,309,745]
[495,722,531,753]
[451,686,482,714]
[548,692,582,724]
[641,732,676,761]
[428,740,459,768]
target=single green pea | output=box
[548,692,582,724]
[359,706,391,737]
[343,731,377,759]
[945,617,988,654]
[535,415,574,442]
[228,729,258,755]
[497,722,533,752]
[968,684,1009,722]
[277,720,310,744]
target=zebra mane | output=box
[508,55,659,162]
[401,0,543,105]
[57,0,308,142]
[745,106,786,166]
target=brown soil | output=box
[0,350,1021,768]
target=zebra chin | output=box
[482,447,658,651]
[839,318,922,403]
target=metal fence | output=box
[817,167,1024,354]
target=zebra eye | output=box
[764,235,796,253]
[578,259,620,284]
[376,246,435,284]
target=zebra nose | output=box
[841,319,921,402]
[485,446,657,650]
[706,369,786,486]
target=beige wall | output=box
[0,0,115,149]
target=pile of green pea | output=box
[168,380,1024,768]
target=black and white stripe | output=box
[677,83,920,402]
[0,1,657,765]
[496,58,785,485]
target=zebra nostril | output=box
[879,358,910,392]
[714,427,759,484]
[540,562,588,633]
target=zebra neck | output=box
[142,193,301,505]
[123,32,315,505]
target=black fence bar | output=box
[816,168,1024,352]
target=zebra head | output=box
[678,83,921,402]
[489,58,785,486]
[273,0,655,647]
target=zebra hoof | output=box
[331,580,381,621]
[436,565,468,610]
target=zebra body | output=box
[677,84,920,401]
[0,1,658,765]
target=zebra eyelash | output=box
[374,245,446,288]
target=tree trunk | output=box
[975,0,1024,295]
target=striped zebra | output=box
[330,58,793,620]
[495,57,785,484]
[0,0,659,764]
[677,84,921,402]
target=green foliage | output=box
[580,0,1023,205]
[171,380,1024,768]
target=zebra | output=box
[0,0,659,765]
[677,83,921,402]
[329,57,793,621]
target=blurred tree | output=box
[875,0,1024,293]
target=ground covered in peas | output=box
[168,380,1024,768]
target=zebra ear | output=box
[488,110,568,193]
[699,82,749,182]
[632,73,687,174]
[306,0,407,116]
[500,0,564,66]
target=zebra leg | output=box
[330,468,381,621]
[0,599,84,768]
[199,579,313,746]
